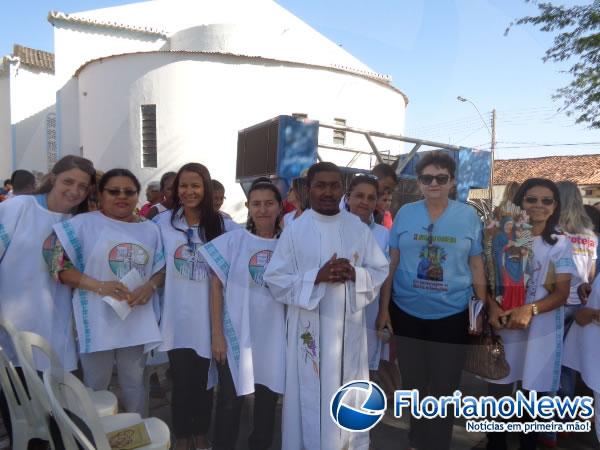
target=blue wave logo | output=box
[330,380,387,432]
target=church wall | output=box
[0,70,11,178]
[75,53,406,221]
[56,78,81,158]
[9,66,56,174]
[53,24,166,89]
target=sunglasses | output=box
[104,188,138,198]
[418,174,450,186]
[524,196,555,206]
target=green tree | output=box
[508,1,600,128]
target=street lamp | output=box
[457,95,496,204]
[457,96,492,137]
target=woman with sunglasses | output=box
[486,178,575,450]
[200,178,285,450]
[154,163,235,450]
[380,151,487,450]
[0,155,95,446]
[53,168,164,415]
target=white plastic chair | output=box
[43,367,170,450]
[18,331,118,417]
[0,321,56,449]
[143,350,169,417]
[0,347,53,450]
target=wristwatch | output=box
[531,303,539,316]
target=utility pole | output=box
[490,109,496,203]
[457,96,496,205]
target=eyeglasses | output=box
[418,174,450,185]
[104,188,138,197]
[524,196,555,206]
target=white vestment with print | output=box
[492,235,575,391]
[0,195,77,370]
[54,211,164,354]
[200,228,285,395]
[263,209,388,450]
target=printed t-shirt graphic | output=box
[413,225,451,291]
[390,200,483,320]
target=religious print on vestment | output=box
[485,201,533,309]
[108,242,150,278]
[42,232,59,267]
[173,242,210,281]
[248,249,273,287]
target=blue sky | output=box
[1,0,598,159]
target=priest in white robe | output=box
[264,162,389,450]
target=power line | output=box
[494,142,600,149]
[453,126,487,145]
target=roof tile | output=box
[493,154,600,185]
[12,44,54,73]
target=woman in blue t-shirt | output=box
[380,151,486,450]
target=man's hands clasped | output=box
[315,253,356,284]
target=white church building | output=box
[0,0,408,217]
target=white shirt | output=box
[54,211,164,354]
[0,195,77,370]
[155,209,236,359]
[563,276,600,392]
[563,232,597,305]
[366,221,390,369]
[493,235,575,391]
[201,228,286,395]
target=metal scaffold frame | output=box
[317,121,493,217]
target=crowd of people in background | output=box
[1,152,600,450]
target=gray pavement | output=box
[146,368,599,450]
[1,368,597,449]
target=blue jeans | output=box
[559,304,582,399]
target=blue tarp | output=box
[276,116,318,185]
[397,147,491,202]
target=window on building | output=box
[46,112,57,171]
[585,189,593,196]
[141,105,157,168]
[333,118,346,145]
[292,113,308,120]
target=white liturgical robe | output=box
[263,209,389,450]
